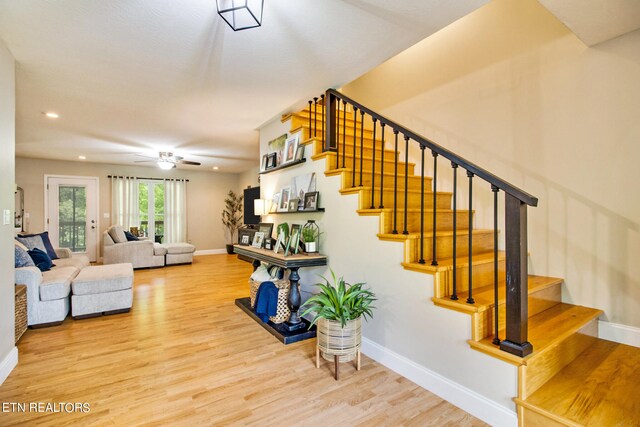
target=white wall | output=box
[16,157,243,254]
[0,39,17,384]
[342,0,640,329]
[259,116,518,425]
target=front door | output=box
[46,176,99,262]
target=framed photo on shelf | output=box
[266,152,277,169]
[238,228,255,246]
[258,222,274,240]
[295,145,304,161]
[283,134,300,164]
[289,224,301,255]
[252,232,265,248]
[273,231,286,254]
[288,198,299,212]
[261,154,269,171]
[270,193,280,213]
[267,134,287,165]
[303,191,319,211]
[278,186,291,212]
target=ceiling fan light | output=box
[157,160,175,170]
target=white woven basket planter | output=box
[316,317,362,379]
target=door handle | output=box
[91,226,96,230]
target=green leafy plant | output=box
[301,270,376,328]
[301,227,319,243]
[222,190,243,244]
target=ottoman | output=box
[71,263,133,319]
[162,243,196,265]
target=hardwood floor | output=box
[0,255,485,426]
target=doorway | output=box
[45,176,99,262]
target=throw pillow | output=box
[15,244,36,268]
[17,231,59,260]
[124,231,139,241]
[28,247,55,272]
[108,225,127,244]
[14,239,29,252]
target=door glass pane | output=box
[154,183,164,243]
[139,183,149,237]
[58,186,86,252]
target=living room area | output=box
[3,0,640,426]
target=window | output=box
[58,186,87,252]
[138,181,165,243]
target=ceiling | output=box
[538,0,640,46]
[0,0,490,173]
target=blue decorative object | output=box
[124,231,139,241]
[15,244,35,268]
[254,281,278,322]
[17,231,58,260]
[28,248,55,272]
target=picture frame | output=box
[264,237,272,250]
[241,234,250,245]
[283,134,300,164]
[290,224,301,255]
[252,232,265,248]
[303,191,319,211]
[295,145,304,161]
[258,222,274,240]
[267,134,287,166]
[261,154,269,171]
[270,193,280,213]
[273,231,286,254]
[238,228,256,246]
[288,198,299,212]
[266,152,277,169]
[278,186,291,212]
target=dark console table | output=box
[233,245,327,344]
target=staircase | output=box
[281,90,640,426]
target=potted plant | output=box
[301,226,318,253]
[301,271,376,379]
[221,190,244,254]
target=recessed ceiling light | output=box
[78,155,86,160]
[44,112,59,119]
[212,166,219,170]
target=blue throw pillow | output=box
[15,245,36,268]
[28,248,55,272]
[17,231,59,260]
[124,231,139,241]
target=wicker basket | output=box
[249,278,291,324]
[15,285,27,343]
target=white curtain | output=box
[111,176,139,229]
[164,179,187,243]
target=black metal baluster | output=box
[379,123,385,208]
[352,107,358,188]
[451,163,459,300]
[403,136,409,235]
[392,130,399,234]
[370,118,377,208]
[431,151,439,266]
[419,145,426,264]
[342,100,347,168]
[308,100,312,140]
[334,96,339,169]
[359,110,365,187]
[320,94,325,140]
[492,185,500,345]
[313,97,318,138]
[467,171,475,304]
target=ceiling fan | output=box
[135,152,201,170]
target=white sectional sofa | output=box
[102,225,166,269]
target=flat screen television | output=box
[243,186,261,225]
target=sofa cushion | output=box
[162,243,196,254]
[15,244,36,268]
[55,255,90,270]
[18,231,59,260]
[108,225,127,244]
[124,231,139,241]
[72,264,133,296]
[28,248,55,272]
[40,266,78,301]
[153,243,168,256]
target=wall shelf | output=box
[259,158,306,175]
[267,208,325,215]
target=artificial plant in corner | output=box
[222,190,244,254]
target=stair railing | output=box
[306,88,537,357]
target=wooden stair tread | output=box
[379,229,493,240]
[469,303,603,365]
[342,187,451,196]
[402,251,506,273]
[518,339,640,426]
[357,208,473,215]
[433,275,563,314]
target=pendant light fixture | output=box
[216,0,264,31]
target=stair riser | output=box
[379,209,472,234]
[323,153,416,176]
[317,143,399,162]
[407,232,494,262]
[296,123,378,142]
[444,259,506,295]
[341,171,432,193]
[374,189,451,210]
[289,113,376,133]
[473,283,562,341]
[521,319,599,399]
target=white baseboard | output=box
[598,321,640,348]
[194,249,228,256]
[361,338,517,427]
[0,347,18,385]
